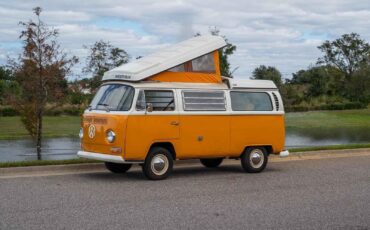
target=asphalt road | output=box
[1,156,369,230]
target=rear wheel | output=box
[241,147,268,173]
[142,147,173,180]
[104,162,132,173]
[200,158,223,168]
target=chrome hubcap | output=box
[151,154,169,176]
[249,149,264,168]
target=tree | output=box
[347,64,370,102]
[289,66,334,97]
[209,27,237,77]
[8,7,77,160]
[251,65,283,88]
[83,40,129,91]
[317,33,370,80]
[0,66,19,105]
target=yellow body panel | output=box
[178,115,229,158]
[229,115,285,155]
[81,114,128,156]
[81,112,285,161]
[125,115,180,160]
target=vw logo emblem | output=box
[88,124,96,139]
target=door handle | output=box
[170,121,180,126]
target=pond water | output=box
[0,127,369,162]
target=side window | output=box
[230,92,273,111]
[167,53,215,73]
[182,91,226,111]
[168,64,185,72]
[144,90,175,111]
[191,53,215,73]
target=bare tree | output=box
[8,7,78,160]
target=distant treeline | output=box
[1,29,369,113]
[251,33,370,111]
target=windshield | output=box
[89,84,134,111]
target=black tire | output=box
[104,162,132,173]
[142,147,173,180]
[200,158,223,168]
[241,147,268,173]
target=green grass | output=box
[0,158,98,168]
[0,116,81,140]
[285,109,370,130]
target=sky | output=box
[0,0,370,80]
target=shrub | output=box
[285,102,366,112]
[0,106,19,116]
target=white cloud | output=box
[0,0,369,79]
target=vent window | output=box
[182,91,226,111]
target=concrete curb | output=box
[1,148,370,178]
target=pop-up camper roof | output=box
[102,35,227,82]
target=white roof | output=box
[103,79,277,90]
[227,78,277,89]
[102,35,227,82]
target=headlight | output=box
[106,130,116,143]
[79,128,83,139]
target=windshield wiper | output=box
[97,103,110,112]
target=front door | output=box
[125,89,179,160]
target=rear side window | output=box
[230,92,273,111]
[142,90,175,111]
[182,91,226,111]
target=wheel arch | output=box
[241,145,273,157]
[149,142,176,160]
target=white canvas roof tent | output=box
[102,35,227,82]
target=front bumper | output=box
[77,151,143,164]
[279,150,290,158]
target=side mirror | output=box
[146,103,153,112]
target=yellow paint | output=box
[81,113,285,161]
[124,114,180,160]
[81,114,128,155]
[148,51,222,83]
[149,71,221,83]
[177,115,229,158]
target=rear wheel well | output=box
[241,145,273,157]
[149,142,176,160]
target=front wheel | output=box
[142,147,173,180]
[200,158,223,168]
[105,162,132,173]
[241,147,268,173]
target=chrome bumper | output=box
[279,150,290,158]
[77,151,142,164]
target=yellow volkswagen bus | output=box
[77,35,289,180]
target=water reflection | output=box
[0,127,369,162]
[0,137,80,162]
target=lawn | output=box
[0,116,81,140]
[285,109,370,130]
